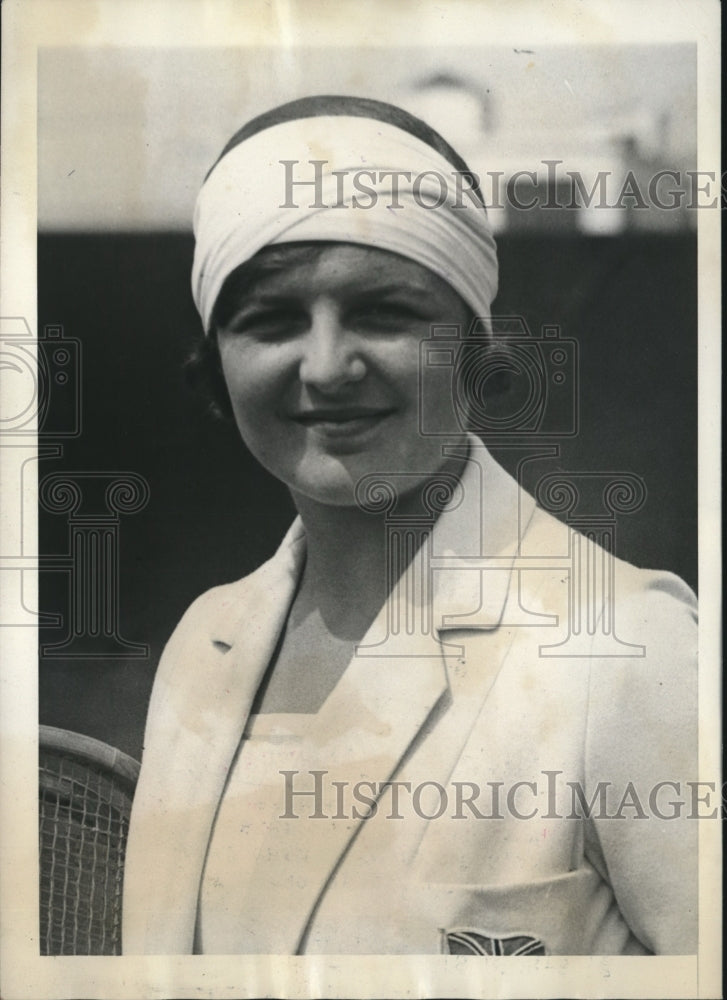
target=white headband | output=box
[191,114,498,332]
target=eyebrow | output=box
[232,283,431,312]
[235,295,301,309]
[354,283,431,298]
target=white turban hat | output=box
[191,96,498,332]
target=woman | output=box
[123,96,697,956]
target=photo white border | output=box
[0,1,721,997]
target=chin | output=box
[282,454,361,508]
[292,479,361,509]
[277,444,463,511]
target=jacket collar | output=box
[432,439,536,630]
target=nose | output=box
[298,303,366,391]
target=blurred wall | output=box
[38,231,697,760]
[39,46,697,234]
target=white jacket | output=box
[123,445,697,955]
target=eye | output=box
[223,307,307,341]
[350,301,425,331]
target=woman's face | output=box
[216,244,471,508]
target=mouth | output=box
[291,407,396,436]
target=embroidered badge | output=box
[442,928,546,956]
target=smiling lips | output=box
[291,407,395,437]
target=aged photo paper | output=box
[0,1,721,997]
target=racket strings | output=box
[39,749,134,955]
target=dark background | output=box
[38,232,697,761]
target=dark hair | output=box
[186,94,485,419]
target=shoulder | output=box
[153,517,305,684]
[523,499,697,614]
[141,574,259,729]
[514,496,698,731]
[165,518,306,652]
[161,569,262,658]
[170,573,260,639]
[577,538,698,788]
[584,561,697,729]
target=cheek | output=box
[381,341,424,396]
[219,345,279,419]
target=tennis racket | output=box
[39,725,140,955]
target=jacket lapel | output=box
[228,533,452,954]
[123,522,305,954]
